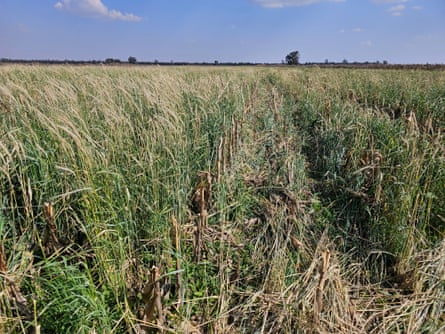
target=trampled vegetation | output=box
[0,65,444,333]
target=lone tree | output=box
[285,50,300,65]
[128,56,137,64]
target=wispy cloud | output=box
[372,0,409,16]
[339,28,364,33]
[371,0,407,3]
[361,40,373,47]
[54,0,141,22]
[253,0,345,8]
[388,4,405,15]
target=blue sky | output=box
[0,0,444,63]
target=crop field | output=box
[0,65,444,333]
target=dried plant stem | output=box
[222,133,227,175]
[171,215,183,308]
[194,188,208,262]
[217,136,223,183]
[142,266,164,333]
[42,202,59,252]
[0,243,6,273]
[315,249,331,326]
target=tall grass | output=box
[0,65,444,333]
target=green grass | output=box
[0,65,444,333]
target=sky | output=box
[0,0,444,64]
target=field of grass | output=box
[0,65,444,333]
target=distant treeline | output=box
[305,62,445,70]
[0,58,271,66]
[1,58,444,70]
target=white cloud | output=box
[388,4,405,15]
[388,4,405,11]
[54,0,141,22]
[339,28,364,33]
[372,0,409,16]
[361,40,373,47]
[253,0,345,8]
[372,0,407,3]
